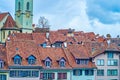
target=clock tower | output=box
[15,0,33,33]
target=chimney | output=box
[46,32,49,39]
[64,42,67,48]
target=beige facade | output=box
[93,51,120,80]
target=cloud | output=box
[1,0,120,37]
[86,0,120,24]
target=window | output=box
[28,55,36,65]
[85,70,94,76]
[0,60,4,69]
[40,73,55,79]
[3,31,5,39]
[107,52,113,58]
[41,42,47,48]
[8,31,11,35]
[76,59,89,65]
[107,69,118,76]
[0,74,6,80]
[59,58,65,67]
[26,2,30,10]
[97,59,104,66]
[107,59,118,66]
[97,69,104,76]
[73,69,82,76]
[45,58,51,68]
[10,70,39,77]
[58,73,67,79]
[13,55,22,65]
[53,42,62,48]
[18,2,20,10]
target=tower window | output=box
[18,2,21,10]
[26,2,30,10]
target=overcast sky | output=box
[0,0,120,37]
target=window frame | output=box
[97,69,104,76]
[97,59,104,66]
[107,69,118,76]
[45,58,51,68]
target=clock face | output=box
[26,12,30,18]
[16,11,21,17]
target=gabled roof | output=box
[6,40,42,66]
[63,48,96,68]
[3,15,16,28]
[0,12,19,29]
[38,47,71,69]
[0,12,8,21]
[68,44,90,59]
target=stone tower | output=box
[15,0,33,33]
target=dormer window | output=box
[28,55,36,65]
[59,58,66,67]
[0,60,4,69]
[13,55,22,65]
[53,41,63,48]
[41,42,47,48]
[76,59,89,65]
[45,57,51,68]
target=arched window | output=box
[26,2,30,10]
[0,60,4,68]
[18,2,21,10]
[28,55,36,65]
[13,55,22,65]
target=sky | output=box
[0,0,120,37]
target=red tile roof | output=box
[38,47,71,69]
[0,12,8,21]
[3,15,16,28]
[3,29,112,69]
[6,40,42,66]
[0,44,8,69]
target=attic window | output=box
[28,55,36,65]
[45,58,51,68]
[16,48,19,51]
[13,55,22,65]
[53,42,62,48]
[59,58,66,67]
[0,60,4,69]
[41,42,47,48]
[76,59,89,65]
